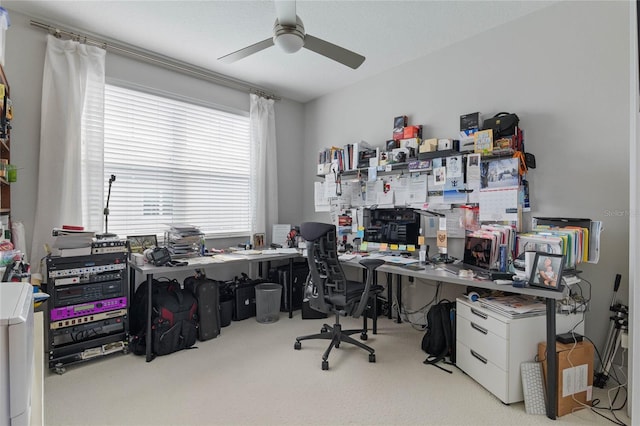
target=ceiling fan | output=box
[218,0,365,69]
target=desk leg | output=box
[546,298,557,419]
[145,274,155,362]
[395,274,402,324]
[288,258,293,319]
[386,273,393,320]
[129,267,136,305]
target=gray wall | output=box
[3,10,305,280]
[303,1,631,351]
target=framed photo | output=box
[253,233,265,249]
[528,252,565,291]
[127,235,158,254]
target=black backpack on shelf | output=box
[421,300,456,373]
[130,278,198,356]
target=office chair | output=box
[294,222,385,370]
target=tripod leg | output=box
[601,330,622,381]
[594,326,621,388]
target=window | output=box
[103,84,252,239]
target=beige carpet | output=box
[43,312,629,425]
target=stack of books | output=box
[165,224,203,258]
[478,295,546,319]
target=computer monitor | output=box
[364,208,420,246]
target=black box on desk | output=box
[302,300,328,319]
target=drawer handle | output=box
[470,349,488,364]
[470,322,488,335]
[470,307,488,319]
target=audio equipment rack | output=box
[44,251,129,374]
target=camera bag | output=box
[482,112,520,138]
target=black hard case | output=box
[184,276,221,341]
[268,262,308,312]
[223,274,267,321]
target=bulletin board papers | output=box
[479,188,518,222]
[314,181,330,212]
[424,208,465,238]
[272,224,291,247]
[394,173,427,206]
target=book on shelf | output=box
[474,129,493,154]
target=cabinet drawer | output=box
[456,315,508,370]
[456,340,509,403]
[456,299,508,339]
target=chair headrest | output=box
[300,222,335,242]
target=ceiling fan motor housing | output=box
[273,16,305,53]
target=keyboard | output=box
[521,362,547,415]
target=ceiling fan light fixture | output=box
[274,32,304,53]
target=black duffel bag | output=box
[482,112,519,138]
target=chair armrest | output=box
[352,259,385,318]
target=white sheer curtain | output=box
[30,35,105,270]
[249,94,278,243]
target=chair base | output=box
[294,314,376,370]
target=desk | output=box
[343,259,564,420]
[128,251,301,363]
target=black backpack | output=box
[421,300,456,373]
[130,278,198,356]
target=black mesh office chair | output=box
[294,222,385,370]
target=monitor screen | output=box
[364,208,420,246]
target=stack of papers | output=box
[479,295,546,319]
[51,228,95,249]
[165,224,203,258]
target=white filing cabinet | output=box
[455,297,584,404]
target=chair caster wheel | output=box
[335,342,340,348]
[361,332,368,340]
[321,326,328,333]
[322,360,329,370]
[369,353,376,363]
[294,341,301,350]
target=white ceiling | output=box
[4,0,556,103]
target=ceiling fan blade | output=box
[303,34,365,69]
[218,38,275,63]
[274,0,297,26]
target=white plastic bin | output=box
[255,283,282,323]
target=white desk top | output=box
[341,258,566,301]
[129,251,302,275]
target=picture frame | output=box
[127,235,158,254]
[253,233,265,249]
[528,252,565,291]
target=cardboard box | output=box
[537,340,594,417]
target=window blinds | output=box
[103,84,252,238]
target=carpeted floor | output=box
[43,312,630,425]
